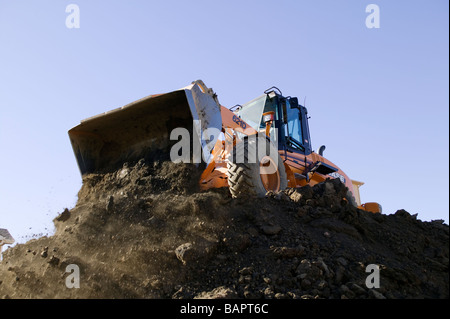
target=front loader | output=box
[68,80,381,213]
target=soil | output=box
[0,160,448,299]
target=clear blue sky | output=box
[1,0,448,243]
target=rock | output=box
[55,208,71,222]
[369,289,387,299]
[271,246,305,259]
[40,247,49,258]
[263,287,275,299]
[175,239,217,265]
[175,243,193,265]
[238,275,251,284]
[262,225,282,236]
[296,259,323,280]
[313,258,331,278]
[118,167,129,179]
[194,286,238,299]
[239,267,253,276]
[296,259,312,275]
[47,255,60,266]
[289,191,303,203]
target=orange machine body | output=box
[200,106,353,192]
[199,97,381,213]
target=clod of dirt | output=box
[0,160,448,299]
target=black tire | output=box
[226,136,287,198]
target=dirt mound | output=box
[0,160,448,299]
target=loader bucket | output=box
[68,81,223,175]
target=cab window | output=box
[284,101,304,151]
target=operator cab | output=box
[235,87,312,156]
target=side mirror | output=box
[318,145,326,156]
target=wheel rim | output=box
[259,156,280,192]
